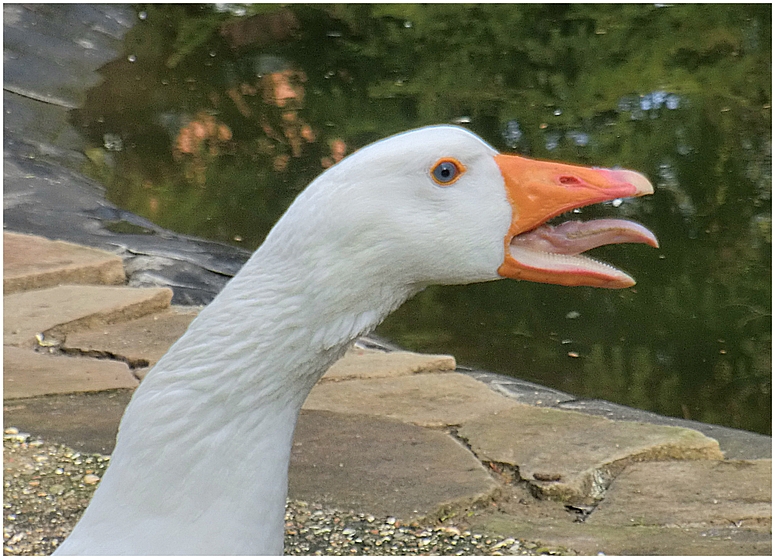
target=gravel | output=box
[4,430,561,556]
[283,503,549,556]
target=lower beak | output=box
[494,153,658,288]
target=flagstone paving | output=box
[3,232,125,295]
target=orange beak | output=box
[494,154,658,288]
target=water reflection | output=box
[72,4,771,434]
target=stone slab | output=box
[4,285,173,347]
[2,4,132,109]
[471,510,771,556]
[303,372,520,427]
[3,389,134,455]
[61,306,200,368]
[557,397,773,461]
[3,90,86,156]
[289,409,499,521]
[589,459,772,528]
[458,403,724,503]
[3,347,138,399]
[465,370,576,407]
[4,232,125,294]
[321,347,455,382]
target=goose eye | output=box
[431,158,464,185]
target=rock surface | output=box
[304,373,522,427]
[61,307,201,368]
[3,232,125,294]
[458,404,724,503]
[4,347,138,399]
[3,284,172,347]
[589,459,771,528]
[290,410,499,521]
[321,347,456,381]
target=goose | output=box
[54,125,657,555]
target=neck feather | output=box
[56,237,417,555]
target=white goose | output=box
[54,125,657,555]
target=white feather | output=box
[54,125,512,555]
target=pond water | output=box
[72,4,771,434]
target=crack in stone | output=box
[448,427,524,487]
[56,345,150,370]
[3,85,80,109]
[446,424,634,519]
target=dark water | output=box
[72,4,771,434]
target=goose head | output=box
[274,125,656,295]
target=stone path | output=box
[3,232,772,555]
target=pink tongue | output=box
[511,219,659,255]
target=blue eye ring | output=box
[431,158,465,185]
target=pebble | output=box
[3,436,558,556]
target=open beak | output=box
[495,154,658,288]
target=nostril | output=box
[559,175,582,185]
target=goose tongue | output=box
[511,219,659,255]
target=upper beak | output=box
[494,153,658,288]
